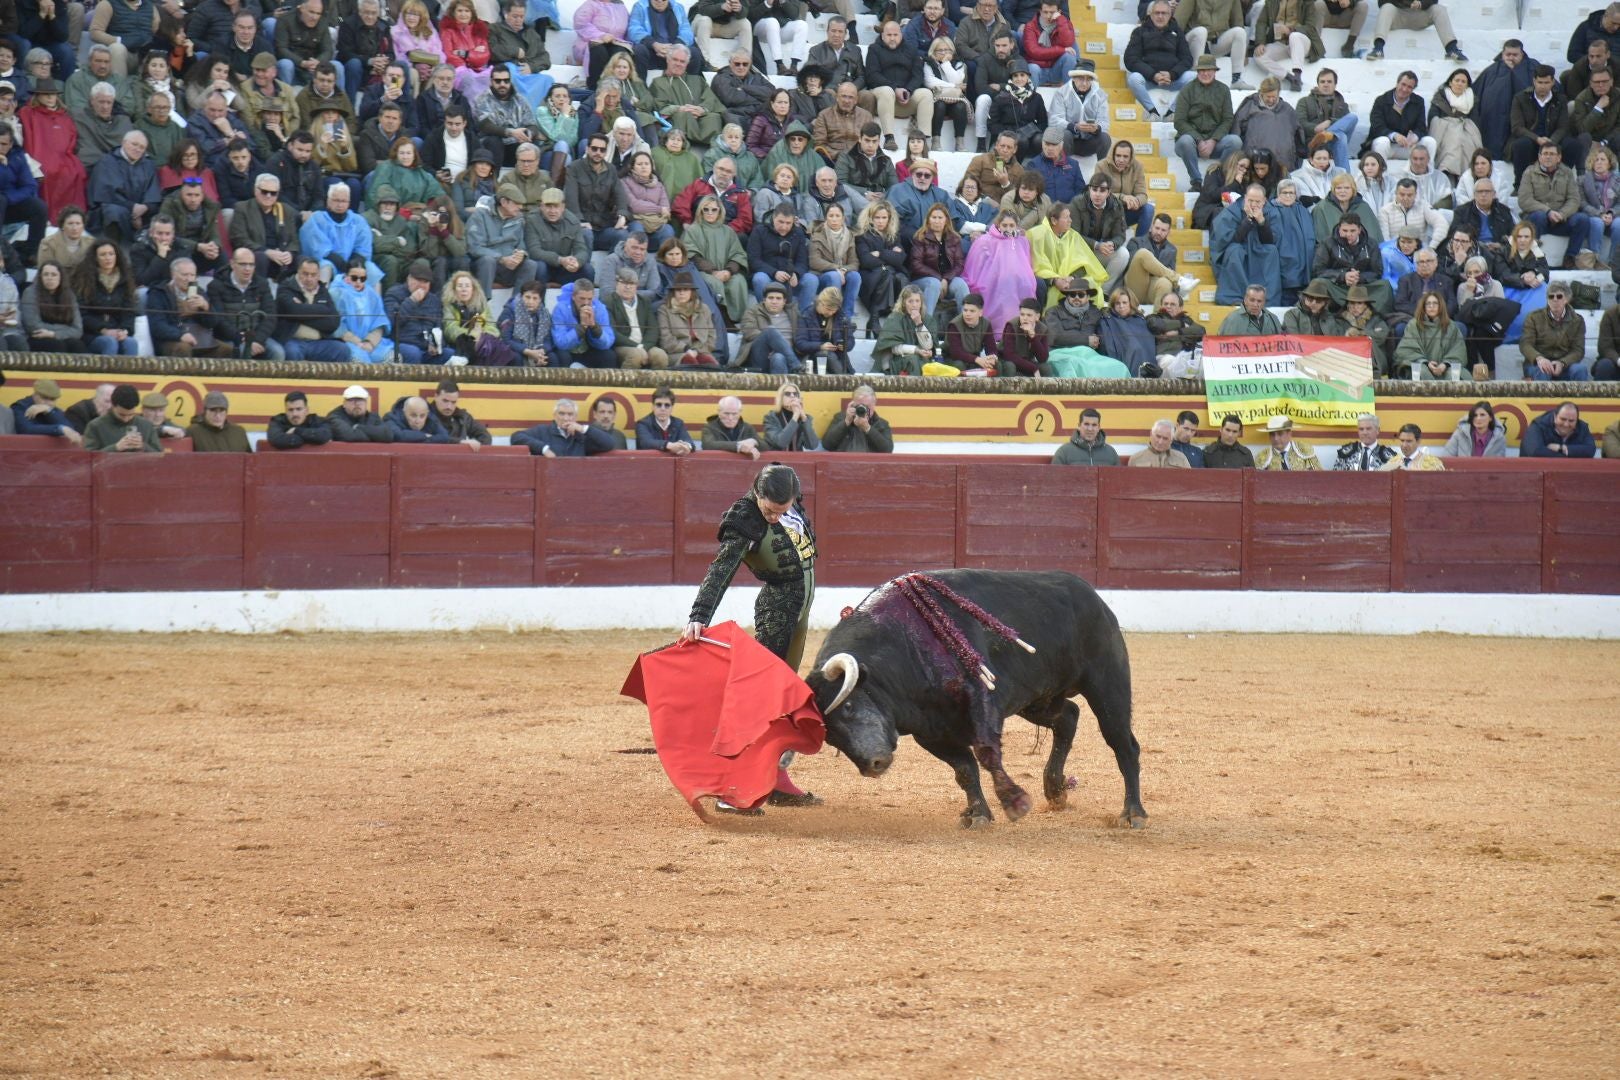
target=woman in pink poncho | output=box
[962,210,1036,334]
[572,0,631,83]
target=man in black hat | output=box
[1283,278,1348,336]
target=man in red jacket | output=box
[1021,1,1078,86]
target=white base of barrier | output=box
[1,588,1615,639]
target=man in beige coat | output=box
[1129,419,1192,467]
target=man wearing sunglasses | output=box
[473,67,537,166]
[884,156,951,238]
[228,174,300,282]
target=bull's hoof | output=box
[1116,805,1149,829]
[960,809,994,829]
[1045,790,1069,811]
[1000,789,1033,822]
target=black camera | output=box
[853,404,868,418]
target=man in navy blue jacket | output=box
[1520,402,1597,458]
[9,378,83,444]
[513,398,618,456]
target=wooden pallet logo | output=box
[1295,347,1376,395]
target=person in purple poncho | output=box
[962,209,1035,334]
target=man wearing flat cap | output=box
[9,378,83,445]
[1023,125,1086,207]
[187,392,252,453]
[140,391,187,440]
[237,52,302,135]
[83,385,162,453]
[467,182,539,297]
[1254,415,1320,470]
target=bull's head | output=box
[808,653,898,778]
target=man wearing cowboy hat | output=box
[1282,278,1347,335]
[1254,415,1321,470]
[1340,283,1391,371]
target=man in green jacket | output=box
[1052,408,1120,465]
[1173,56,1241,190]
[83,385,162,453]
[186,391,252,452]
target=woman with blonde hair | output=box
[762,381,823,450]
[1499,219,1548,339]
[392,0,446,68]
[1581,142,1620,264]
[794,285,855,376]
[441,270,501,363]
[1097,286,1159,377]
[873,283,937,376]
[923,37,970,151]
[855,198,908,335]
[808,203,861,319]
[753,162,810,222]
[683,194,750,323]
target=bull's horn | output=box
[820,653,860,714]
[1015,638,1036,653]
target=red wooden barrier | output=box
[392,456,536,587]
[1097,468,1243,589]
[539,455,680,585]
[1244,472,1393,592]
[957,463,1099,579]
[93,454,245,590]
[245,453,392,588]
[4,450,1620,597]
[0,450,94,591]
[1543,472,1620,593]
[1393,471,1544,593]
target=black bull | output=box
[804,570,1147,828]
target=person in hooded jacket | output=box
[1052,408,1120,465]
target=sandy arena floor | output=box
[1,631,1616,1079]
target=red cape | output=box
[621,622,825,819]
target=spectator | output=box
[63,384,116,435]
[0,272,25,353]
[75,82,133,175]
[83,384,160,452]
[157,177,226,276]
[431,380,491,448]
[814,80,877,163]
[867,18,933,150]
[327,385,395,443]
[275,0,338,90]
[1130,418,1192,467]
[1363,70,1435,164]
[186,90,251,173]
[1379,177,1446,249]
[737,282,797,373]
[359,69,417,152]
[1048,281,1103,350]
[922,37,970,152]
[338,0,395,96]
[9,377,84,444]
[761,382,821,450]
[331,261,394,364]
[207,247,278,360]
[1568,3,1620,64]
[566,132,631,252]
[489,278,551,367]
[437,270,501,363]
[136,389,183,440]
[1254,415,1319,470]
[1028,200,1109,309]
[1441,400,1508,458]
[66,47,127,116]
[1341,284,1392,371]
[268,132,323,221]
[1123,1,1193,118]
[385,260,450,365]
[636,385,697,453]
[525,186,591,292]
[908,202,969,316]
[1203,414,1254,468]
[363,185,421,288]
[229,172,299,282]
[1052,407,1119,465]
[1396,290,1466,380]
[1366,0,1465,63]
[551,278,617,368]
[1521,402,1596,457]
[1333,412,1396,470]
[265,390,334,449]
[1520,284,1591,380]
[1253,0,1321,92]
[86,128,158,244]
[1506,65,1571,185]
[647,45,722,147]
[981,58,1045,162]
[368,139,441,216]
[384,394,451,443]
[1313,213,1387,311]
[142,256,224,357]
[1283,278,1345,334]
[1379,423,1446,470]
[178,391,248,453]
[1212,185,1280,304]
[465,182,536,297]
[274,257,349,362]
[88,0,160,76]
[658,271,720,368]
[589,397,629,451]
[1218,283,1283,335]
[1071,174,1131,286]
[1391,246,1453,337]
[1094,140,1155,241]
[1234,77,1303,172]
[823,384,893,452]
[21,260,86,351]
[1173,56,1242,189]
[513,397,617,457]
[747,203,817,308]
[701,394,762,458]
[597,225,662,304]
[1296,68,1357,172]
[1179,0,1252,89]
[1166,411,1206,466]
[300,183,385,286]
[70,240,140,357]
[1453,256,1515,380]
[999,297,1051,376]
[604,264,667,368]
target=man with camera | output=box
[822,385,894,453]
